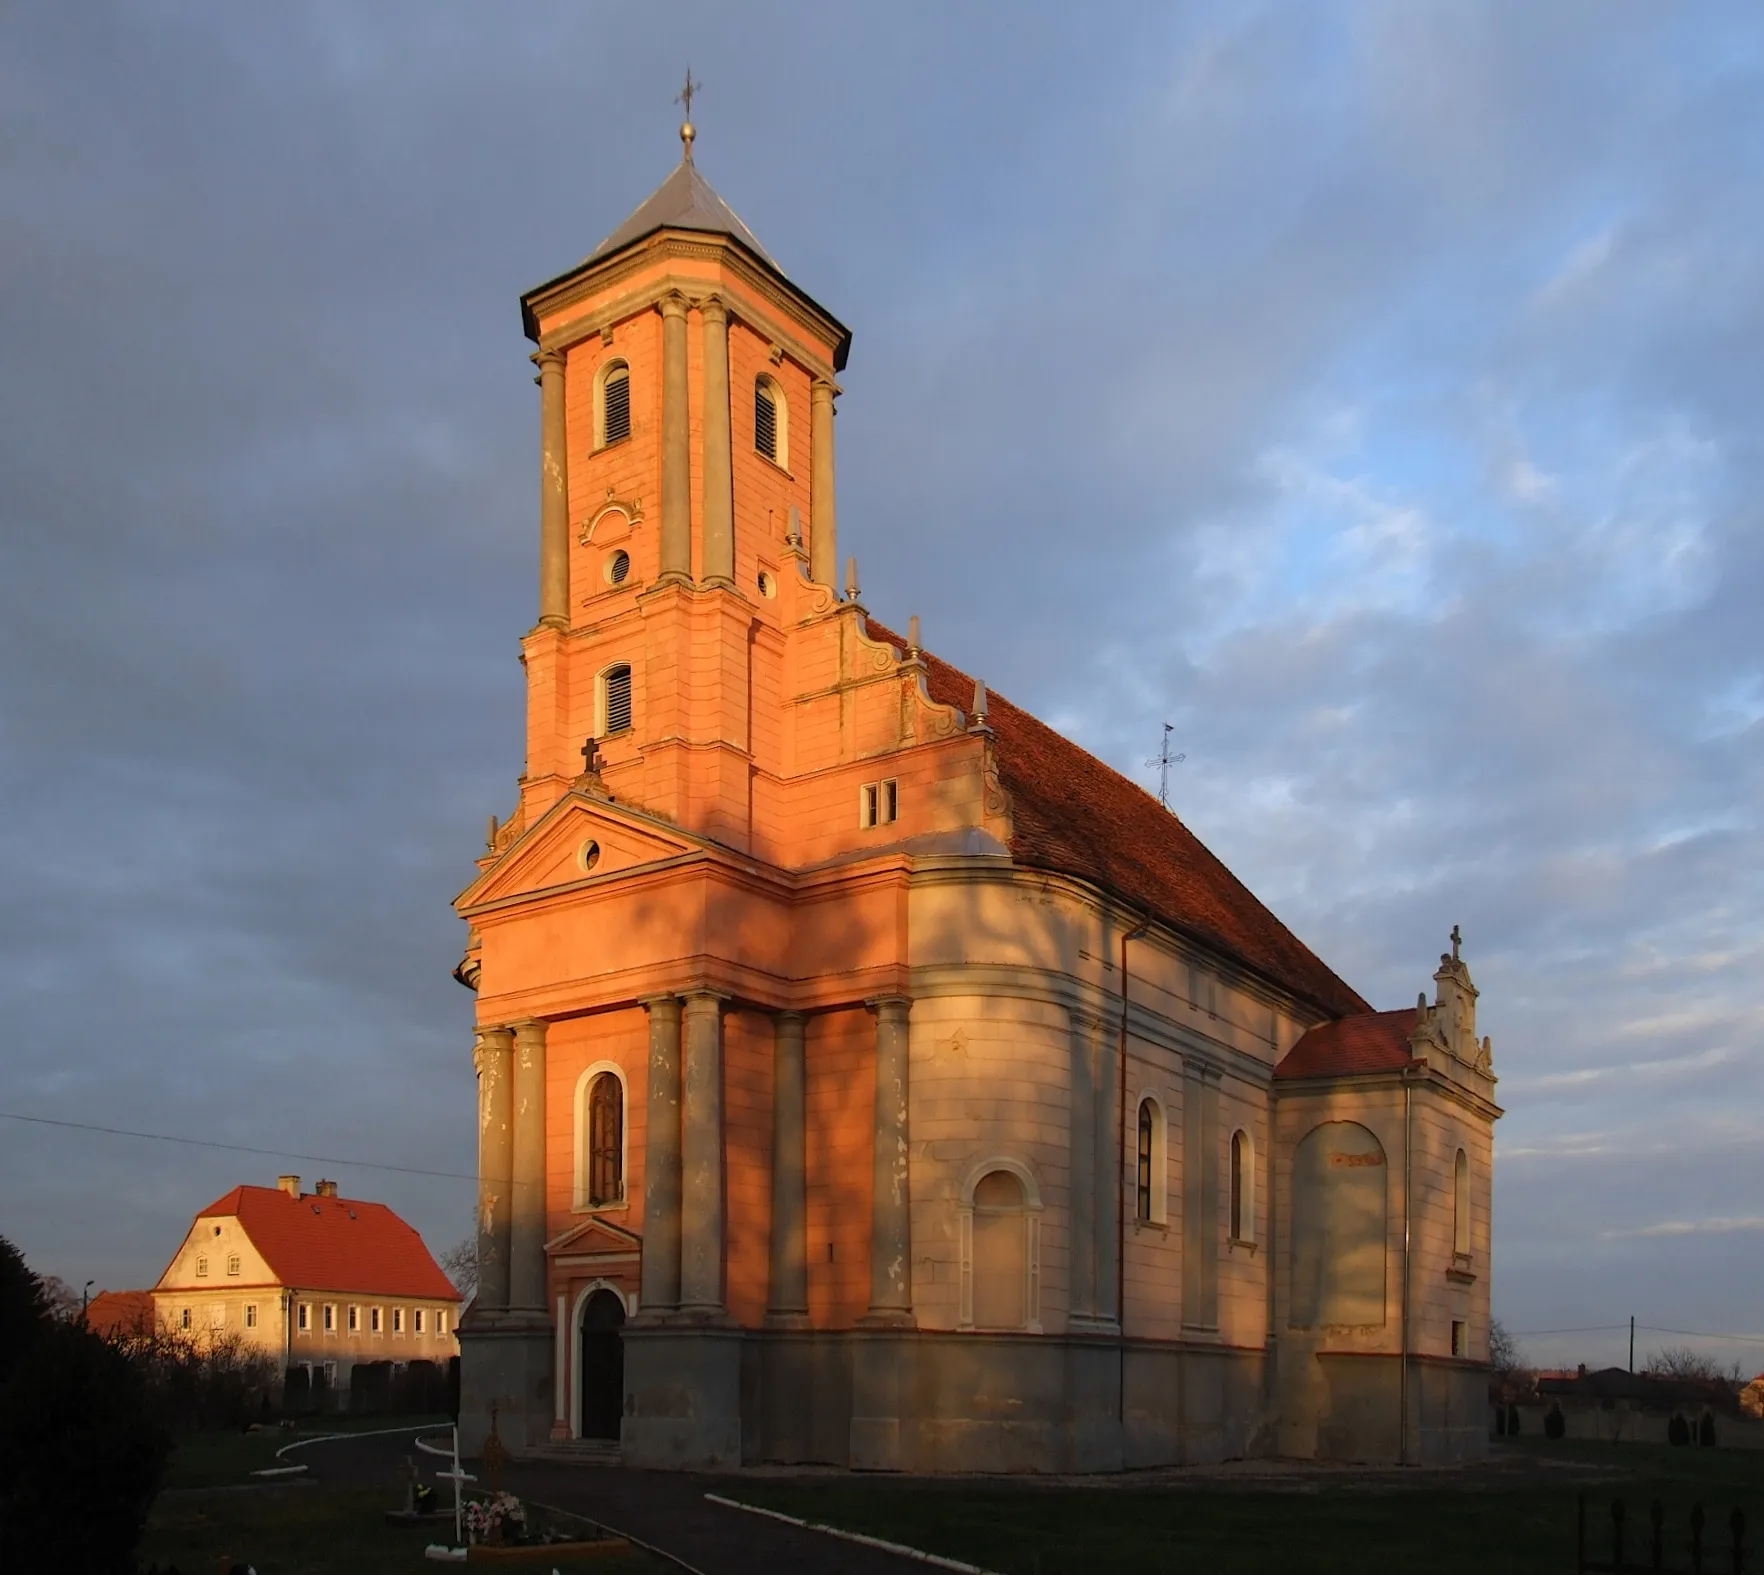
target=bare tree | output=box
[438,1235,477,1303]
[37,1274,81,1321]
[1488,1317,1525,1376]
[1644,1345,1742,1384]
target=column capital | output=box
[811,377,838,402]
[536,348,567,372]
[698,292,730,325]
[682,987,732,1008]
[865,994,912,1021]
[639,992,684,1015]
[658,290,691,321]
[773,1008,809,1029]
[473,1025,514,1075]
[508,1017,549,1046]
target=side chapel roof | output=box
[178,1185,460,1301]
[871,624,1370,1021]
[1274,1006,1419,1079]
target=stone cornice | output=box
[527,238,848,383]
[1272,1064,1503,1123]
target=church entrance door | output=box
[578,1288,625,1440]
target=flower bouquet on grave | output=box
[464,1490,529,1546]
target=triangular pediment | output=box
[544,1215,643,1258]
[460,793,700,911]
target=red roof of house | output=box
[85,1289,157,1338]
[878,626,1369,1020]
[1275,1007,1419,1079]
[182,1185,460,1301]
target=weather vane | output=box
[676,68,701,159]
[1146,723,1185,810]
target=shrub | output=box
[1669,1413,1690,1446]
[0,1293,170,1571]
[1699,1412,1716,1448]
[1507,1402,1520,1435]
[1544,1402,1565,1440]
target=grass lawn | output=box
[142,1483,669,1574]
[733,1439,1764,1575]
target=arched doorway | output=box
[578,1288,625,1441]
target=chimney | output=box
[315,1179,338,1198]
[277,1174,301,1198]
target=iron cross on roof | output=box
[1450,923,1463,961]
[580,737,599,776]
[676,68,701,159]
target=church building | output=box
[453,118,1503,1471]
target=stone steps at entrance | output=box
[525,1438,623,1467]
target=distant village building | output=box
[453,125,1503,1471]
[149,1176,460,1394]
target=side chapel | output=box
[453,120,1503,1471]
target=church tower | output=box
[455,120,1499,1473]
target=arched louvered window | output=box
[599,663,632,736]
[597,359,631,449]
[1137,1099,1155,1223]
[754,375,787,467]
[588,1072,624,1206]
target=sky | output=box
[3,1,1761,1376]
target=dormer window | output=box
[596,358,631,449]
[754,375,787,468]
[599,663,633,737]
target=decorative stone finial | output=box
[1450,922,1463,962]
[846,555,860,601]
[676,68,701,162]
[485,814,498,852]
[908,615,921,653]
[972,678,989,724]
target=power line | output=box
[0,1110,476,1184]
[1639,1325,1764,1348]
[1509,1325,1628,1337]
[1510,1321,1764,1347]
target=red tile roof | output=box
[85,1289,157,1338]
[876,625,1369,1020]
[183,1185,460,1301]
[1275,1007,1419,1079]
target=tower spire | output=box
[676,68,700,162]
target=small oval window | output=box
[578,839,601,872]
[757,570,777,599]
[606,550,631,585]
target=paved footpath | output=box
[295,1429,936,1575]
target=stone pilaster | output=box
[508,1019,548,1314]
[537,350,569,630]
[1066,1007,1097,1325]
[679,991,729,1317]
[1093,1015,1120,1329]
[767,1011,809,1323]
[640,996,683,1315]
[863,995,914,1325]
[473,1026,516,1315]
[809,379,837,590]
[699,296,735,588]
[659,293,692,582]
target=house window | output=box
[967,1169,1036,1330]
[393,1307,405,1336]
[1230,1129,1255,1243]
[1453,1147,1470,1257]
[1452,1319,1468,1358]
[414,1308,426,1335]
[587,1070,624,1206]
[437,1311,449,1337]
[348,1305,359,1333]
[297,1303,310,1333]
[244,1304,257,1329]
[754,375,788,467]
[370,1306,383,1335]
[322,1304,336,1333]
[322,1359,338,1386]
[599,663,633,736]
[195,1255,209,1278]
[596,358,631,448]
[180,1307,192,1331]
[226,1254,240,1276]
[1135,1097,1166,1224]
[860,779,899,829]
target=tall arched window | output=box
[595,358,631,449]
[1453,1147,1470,1257]
[1230,1129,1255,1243]
[754,374,788,468]
[587,1073,623,1206]
[573,1062,627,1210]
[598,663,633,737]
[1134,1096,1166,1224]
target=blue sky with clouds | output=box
[3,1,1760,1373]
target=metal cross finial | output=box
[580,736,599,776]
[1450,923,1462,961]
[676,69,701,158]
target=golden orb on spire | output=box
[676,68,700,162]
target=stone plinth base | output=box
[458,1316,554,1457]
[621,1321,743,1469]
